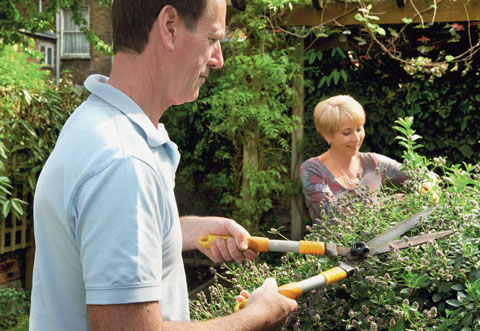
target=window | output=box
[39,44,54,67]
[61,7,90,58]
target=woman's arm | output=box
[300,160,335,220]
[371,153,409,185]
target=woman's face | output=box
[327,119,365,156]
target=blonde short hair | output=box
[313,95,366,138]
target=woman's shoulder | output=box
[301,156,322,168]
[301,157,329,176]
[360,152,403,172]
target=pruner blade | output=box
[367,230,453,257]
[367,207,436,247]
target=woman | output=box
[301,95,408,219]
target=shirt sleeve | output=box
[301,159,335,220]
[73,157,166,304]
[371,153,409,186]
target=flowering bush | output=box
[190,118,480,330]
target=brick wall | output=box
[0,250,26,288]
[61,0,112,85]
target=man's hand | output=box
[240,277,298,329]
[180,216,258,263]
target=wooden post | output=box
[241,129,260,232]
[291,41,305,240]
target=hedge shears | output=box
[198,207,453,311]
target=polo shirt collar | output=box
[83,75,180,168]
[84,74,172,147]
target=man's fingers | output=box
[224,220,249,251]
[262,277,278,291]
[243,249,258,261]
[216,237,233,262]
[208,241,224,264]
[226,237,245,262]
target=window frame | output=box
[60,7,91,59]
[39,43,54,67]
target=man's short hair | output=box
[313,95,366,138]
[111,0,208,54]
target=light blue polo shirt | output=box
[30,74,189,330]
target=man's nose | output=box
[209,42,224,69]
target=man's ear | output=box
[156,5,179,51]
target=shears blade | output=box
[367,230,453,257]
[367,207,436,247]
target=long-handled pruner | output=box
[198,207,453,311]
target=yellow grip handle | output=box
[198,235,269,252]
[299,241,325,255]
[198,235,229,248]
[234,282,301,311]
[320,266,348,286]
[234,299,247,311]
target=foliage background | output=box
[190,120,480,330]
[0,44,87,224]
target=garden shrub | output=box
[0,287,29,330]
[164,6,301,233]
[0,42,87,220]
[190,117,480,330]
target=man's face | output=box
[172,0,226,104]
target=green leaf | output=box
[376,27,386,36]
[402,17,413,24]
[432,294,442,302]
[11,198,24,216]
[366,15,380,21]
[22,89,32,105]
[459,144,473,158]
[446,299,462,307]
[2,200,11,218]
[354,13,366,22]
[452,283,465,291]
[332,69,340,85]
[462,312,473,326]
[21,121,37,137]
[445,55,454,62]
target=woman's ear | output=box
[156,5,179,51]
[321,133,332,146]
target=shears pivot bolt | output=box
[351,242,370,258]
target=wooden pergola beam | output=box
[282,0,480,27]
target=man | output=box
[29,0,297,330]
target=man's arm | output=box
[89,278,297,331]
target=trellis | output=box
[0,215,30,254]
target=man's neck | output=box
[107,51,169,128]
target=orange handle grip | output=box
[278,282,303,299]
[234,282,301,311]
[299,241,325,255]
[198,235,269,252]
[320,266,348,286]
